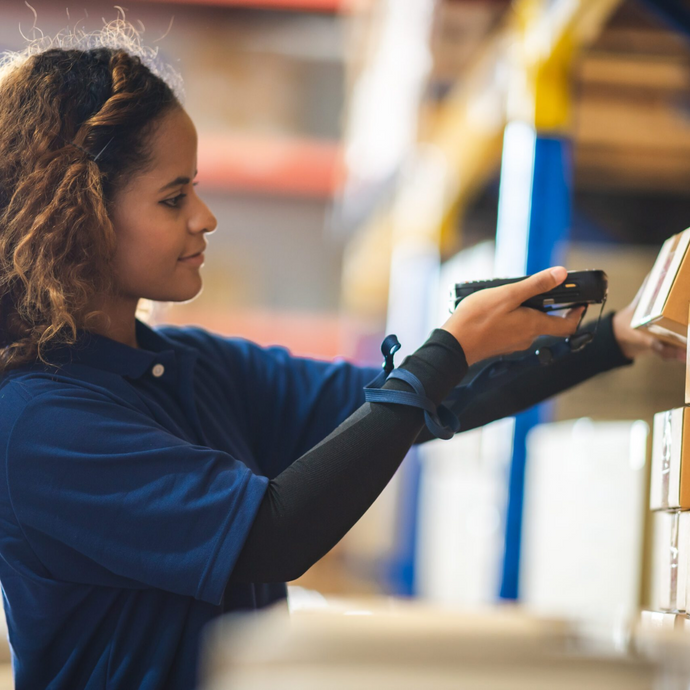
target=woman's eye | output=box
[162,182,199,208]
[163,194,186,208]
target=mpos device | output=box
[452,269,608,312]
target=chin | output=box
[173,285,204,303]
[148,281,203,304]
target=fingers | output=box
[530,305,586,339]
[565,305,587,326]
[637,331,657,351]
[504,266,567,308]
[652,340,686,362]
[565,304,588,329]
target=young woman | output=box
[0,24,679,690]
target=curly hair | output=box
[0,17,184,374]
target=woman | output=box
[0,24,679,690]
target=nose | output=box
[192,199,218,236]
[203,209,218,235]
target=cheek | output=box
[112,219,181,276]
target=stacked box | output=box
[649,412,690,615]
[631,227,690,347]
[635,232,690,632]
[648,410,690,626]
[640,609,690,632]
[649,409,687,510]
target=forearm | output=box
[414,312,633,442]
[229,329,468,584]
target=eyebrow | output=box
[158,169,198,193]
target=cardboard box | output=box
[652,510,680,611]
[640,610,690,631]
[631,228,690,346]
[649,511,690,613]
[676,512,690,612]
[686,306,690,406]
[650,408,690,510]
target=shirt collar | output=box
[44,318,197,381]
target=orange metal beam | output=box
[198,133,343,197]
[138,0,346,12]
[161,306,352,359]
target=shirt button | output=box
[152,363,165,378]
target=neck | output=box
[82,295,141,349]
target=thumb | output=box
[505,266,567,309]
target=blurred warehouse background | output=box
[3,0,690,622]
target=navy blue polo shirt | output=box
[0,318,379,690]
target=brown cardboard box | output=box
[651,510,680,611]
[640,610,690,631]
[676,511,690,612]
[650,408,690,510]
[686,306,690,405]
[632,228,690,346]
[652,511,690,613]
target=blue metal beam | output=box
[497,135,573,599]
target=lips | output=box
[179,247,206,260]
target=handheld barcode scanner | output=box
[451,269,608,354]
[441,270,609,414]
[453,269,608,313]
[365,270,609,438]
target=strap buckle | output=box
[380,334,401,375]
[364,334,459,440]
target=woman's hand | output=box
[442,266,585,366]
[612,276,686,362]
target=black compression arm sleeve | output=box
[229,328,468,584]
[413,311,633,444]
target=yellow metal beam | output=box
[342,0,623,319]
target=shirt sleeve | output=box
[5,385,268,606]
[197,333,381,479]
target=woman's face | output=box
[108,107,217,305]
